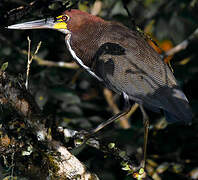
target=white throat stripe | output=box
[65,33,103,82]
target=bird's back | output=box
[91,22,192,123]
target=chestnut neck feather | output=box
[65,10,108,67]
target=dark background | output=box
[0,0,198,179]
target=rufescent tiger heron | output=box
[8,9,192,169]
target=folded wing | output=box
[91,23,192,123]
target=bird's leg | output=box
[74,93,130,148]
[75,92,130,142]
[140,105,149,169]
[90,92,131,136]
[74,108,131,147]
[89,108,131,135]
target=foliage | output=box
[0,0,198,179]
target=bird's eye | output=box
[62,15,69,22]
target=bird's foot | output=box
[74,130,91,147]
[133,167,147,179]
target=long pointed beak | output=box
[7,18,55,30]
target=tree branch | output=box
[164,27,198,57]
[0,69,99,179]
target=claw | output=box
[74,130,90,147]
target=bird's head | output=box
[7,9,104,34]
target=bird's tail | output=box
[162,88,192,123]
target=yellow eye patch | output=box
[53,22,67,29]
[53,15,70,29]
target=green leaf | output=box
[0,62,8,72]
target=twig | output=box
[7,1,36,15]
[0,34,79,69]
[91,0,102,15]
[120,1,165,58]
[5,1,37,26]
[25,37,42,89]
[126,103,139,119]
[21,46,79,69]
[164,27,198,58]
[5,0,80,26]
[32,55,79,69]
[121,0,136,28]
[25,36,31,89]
